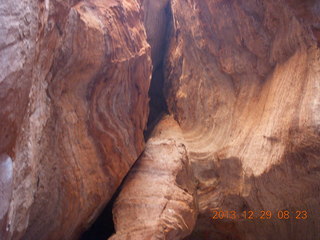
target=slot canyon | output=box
[0,0,319,239]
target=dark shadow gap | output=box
[79,191,117,240]
[144,62,169,138]
[144,2,172,139]
[79,148,145,240]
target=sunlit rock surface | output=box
[164,0,320,239]
[0,0,319,239]
[0,0,151,239]
[110,116,197,240]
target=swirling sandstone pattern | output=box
[112,0,320,239]
[0,0,151,239]
[165,0,320,239]
[110,116,197,240]
[0,0,319,239]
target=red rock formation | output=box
[110,116,197,240]
[0,0,151,239]
[112,0,320,239]
[1,0,319,239]
[164,0,320,239]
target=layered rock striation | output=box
[112,0,320,239]
[110,116,197,240]
[164,0,320,239]
[0,0,151,239]
[0,0,319,240]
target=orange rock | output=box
[0,0,151,239]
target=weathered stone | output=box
[110,116,197,240]
[1,0,319,239]
[164,0,320,239]
[0,0,151,239]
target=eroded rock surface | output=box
[112,0,320,239]
[110,116,197,240]
[0,0,151,239]
[164,0,320,239]
[1,0,319,239]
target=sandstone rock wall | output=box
[110,116,197,240]
[0,0,319,239]
[0,1,151,239]
[112,0,320,239]
[164,0,320,239]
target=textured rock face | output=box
[0,0,38,160]
[164,0,320,239]
[0,0,151,239]
[110,116,197,240]
[1,0,319,240]
[112,0,320,239]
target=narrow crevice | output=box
[144,2,172,139]
[79,148,145,240]
[144,62,169,138]
[79,191,118,240]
